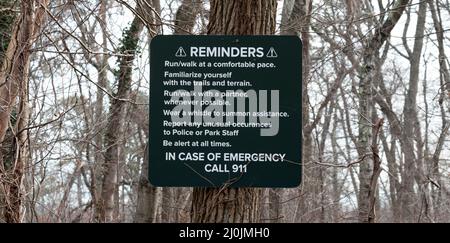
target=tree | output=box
[357,0,410,223]
[280,0,315,223]
[98,14,144,223]
[428,0,450,222]
[134,0,162,223]
[173,0,203,35]
[398,0,427,222]
[190,0,277,223]
[157,0,204,223]
[0,0,49,223]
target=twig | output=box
[183,163,215,186]
[313,153,372,168]
[368,118,384,223]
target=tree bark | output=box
[173,0,203,34]
[0,0,16,67]
[206,0,276,36]
[192,187,262,223]
[135,144,158,222]
[268,189,282,222]
[191,0,276,223]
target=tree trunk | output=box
[428,1,450,97]
[191,0,276,223]
[399,1,427,223]
[0,0,16,67]
[428,2,450,222]
[173,0,203,34]
[357,0,410,223]
[192,188,262,223]
[134,0,162,223]
[157,0,204,222]
[268,189,282,222]
[135,144,159,222]
[99,16,144,222]
[279,0,312,223]
[0,0,17,223]
[161,187,174,222]
[91,0,110,218]
[0,0,49,223]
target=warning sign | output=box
[266,47,278,58]
[175,47,187,57]
[149,36,302,188]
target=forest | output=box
[0,0,449,223]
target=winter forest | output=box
[0,0,449,223]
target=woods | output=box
[0,0,449,223]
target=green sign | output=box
[149,35,302,188]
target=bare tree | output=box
[99,14,144,223]
[0,0,49,223]
[356,0,409,223]
[134,0,161,223]
[398,0,427,222]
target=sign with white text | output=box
[149,35,302,187]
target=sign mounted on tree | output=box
[149,35,302,188]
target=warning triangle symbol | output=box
[266,47,278,58]
[175,47,187,57]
